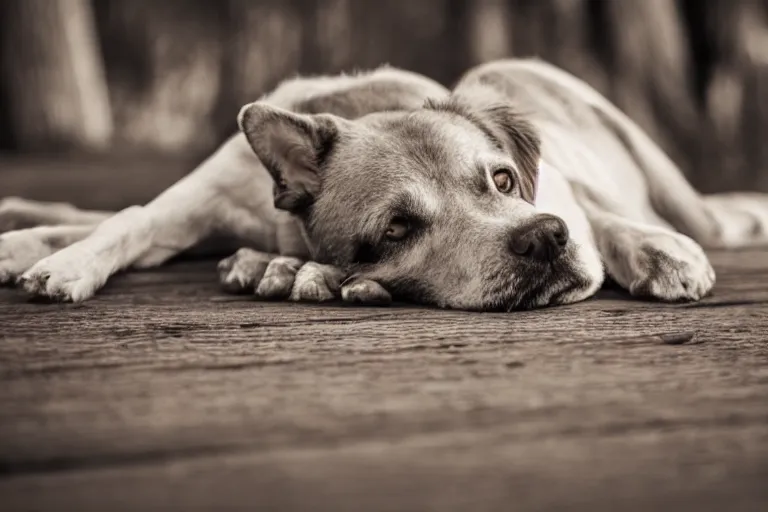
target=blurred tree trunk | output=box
[468,0,512,64]
[228,0,303,105]
[598,0,701,181]
[0,0,113,152]
[93,0,226,155]
[297,0,353,75]
[503,0,610,95]
[347,0,469,86]
[694,0,768,193]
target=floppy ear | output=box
[477,104,541,203]
[238,102,339,213]
[425,96,542,203]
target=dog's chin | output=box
[486,251,597,311]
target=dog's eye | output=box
[493,169,515,193]
[385,217,410,241]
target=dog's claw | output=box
[217,257,233,273]
[18,270,49,295]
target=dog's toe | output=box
[290,279,335,302]
[255,256,302,299]
[19,269,51,296]
[341,279,392,305]
[289,262,344,302]
[217,255,235,274]
[256,274,295,299]
[218,249,272,294]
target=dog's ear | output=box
[238,102,339,213]
[425,97,541,203]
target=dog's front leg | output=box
[16,202,216,302]
[17,135,279,302]
[575,186,715,301]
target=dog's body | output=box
[1,59,767,309]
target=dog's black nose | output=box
[509,214,569,262]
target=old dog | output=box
[1,59,767,310]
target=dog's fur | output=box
[1,59,767,309]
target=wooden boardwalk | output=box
[1,158,768,511]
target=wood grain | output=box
[0,248,767,511]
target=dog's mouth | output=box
[488,250,590,311]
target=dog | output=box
[1,59,767,310]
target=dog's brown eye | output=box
[385,218,410,241]
[493,169,515,193]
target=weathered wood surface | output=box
[0,250,767,511]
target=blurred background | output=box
[1,0,768,209]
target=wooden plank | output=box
[0,249,767,511]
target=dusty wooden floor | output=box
[1,157,768,511]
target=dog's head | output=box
[238,94,602,310]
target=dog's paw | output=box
[17,247,109,302]
[341,278,392,305]
[625,231,715,302]
[0,229,57,285]
[218,248,272,294]
[255,256,303,299]
[289,262,344,302]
